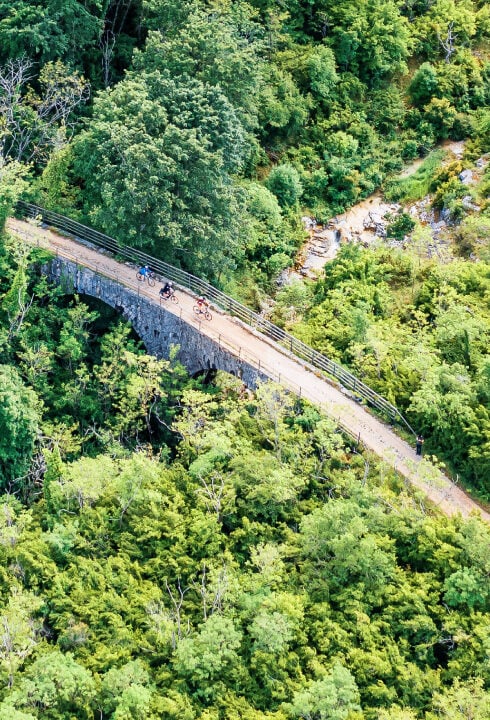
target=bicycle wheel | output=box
[193,305,201,315]
[170,293,179,304]
[204,310,212,321]
[136,272,144,282]
[147,274,155,287]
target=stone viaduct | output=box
[48,256,270,388]
[7,222,484,520]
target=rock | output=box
[387,238,404,249]
[419,210,435,223]
[461,196,481,212]
[459,169,475,185]
[430,220,446,232]
[363,212,383,228]
[276,270,292,286]
[301,216,317,230]
[476,157,488,169]
[313,227,333,240]
[363,212,387,236]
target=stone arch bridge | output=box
[48,255,268,388]
[7,208,490,521]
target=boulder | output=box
[430,220,446,232]
[461,196,481,212]
[459,169,475,185]
[301,216,317,230]
[363,212,387,236]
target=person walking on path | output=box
[416,434,424,456]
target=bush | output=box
[408,62,438,106]
[266,164,303,208]
[386,212,416,239]
[423,98,457,140]
[384,149,446,203]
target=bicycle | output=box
[193,305,212,321]
[160,289,178,304]
[136,269,155,287]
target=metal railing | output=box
[15,200,416,436]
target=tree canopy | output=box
[1,1,490,715]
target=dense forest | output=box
[1,0,490,718]
[1,0,490,487]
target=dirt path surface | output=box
[7,217,489,522]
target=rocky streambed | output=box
[292,141,478,280]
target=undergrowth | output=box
[383,149,447,203]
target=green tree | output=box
[427,678,490,719]
[0,58,89,164]
[414,0,477,62]
[409,62,439,107]
[305,46,338,103]
[266,164,303,208]
[0,708,35,720]
[0,589,42,688]
[0,365,39,488]
[299,500,396,592]
[0,246,30,342]
[139,3,264,130]
[0,0,104,65]
[174,614,242,701]
[101,660,153,720]
[0,160,27,232]
[258,64,309,142]
[443,567,488,611]
[313,0,409,84]
[287,663,361,720]
[2,650,97,718]
[423,97,457,139]
[31,147,82,214]
[72,70,245,277]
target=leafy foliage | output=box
[0,241,487,717]
[70,70,246,277]
[1,3,490,715]
[0,365,39,489]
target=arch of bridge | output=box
[47,257,268,388]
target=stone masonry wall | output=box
[46,258,269,388]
